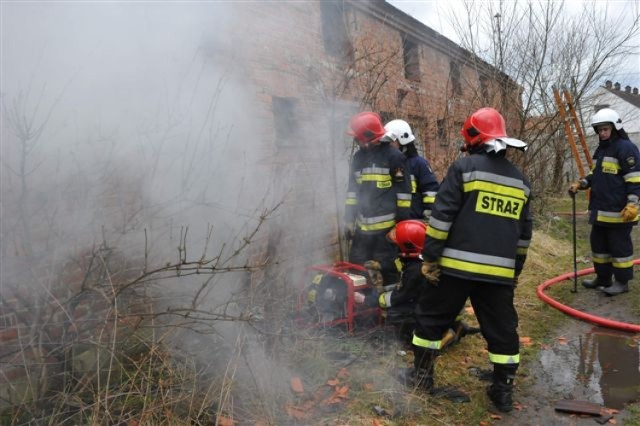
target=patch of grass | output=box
[626,403,640,425]
[288,229,580,425]
[287,196,640,425]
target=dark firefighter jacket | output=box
[584,135,640,226]
[405,152,439,219]
[422,151,533,285]
[388,256,423,308]
[345,143,412,233]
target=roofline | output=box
[348,0,516,85]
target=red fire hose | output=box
[536,261,640,333]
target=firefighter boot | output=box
[487,364,518,413]
[395,347,435,391]
[582,276,612,289]
[602,280,629,296]
[407,347,470,402]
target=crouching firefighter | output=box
[410,108,533,412]
[365,220,479,347]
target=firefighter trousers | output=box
[349,230,400,284]
[413,273,519,363]
[590,224,634,282]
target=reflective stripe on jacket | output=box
[345,143,412,233]
[585,136,640,227]
[423,152,533,285]
[405,154,439,220]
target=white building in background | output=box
[584,80,640,145]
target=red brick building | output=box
[0,1,523,410]
[226,0,522,273]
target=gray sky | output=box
[388,0,640,87]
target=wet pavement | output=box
[539,326,639,410]
[502,321,639,425]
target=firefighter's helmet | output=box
[347,111,386,146]
[384,119,415,145]
[460,107,527,151]
[461,107,508,146]
[591,108,623,132]
[388,220,427,255]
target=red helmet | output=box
[388,220,427,256]
[461,107,507,147]
[347,112,386,146]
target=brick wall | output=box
[227,0,523,289]
[0,0,523,406]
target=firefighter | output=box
[410,108,533,412]
[344,111,412,286]
[568,108,640,296]
[384,119,440,220]
[372,220,480,348]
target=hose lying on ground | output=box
[536,262,640,333]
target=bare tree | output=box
[0,64,289,424]
[445,0,640,204]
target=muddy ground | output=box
[290,209,639,425]
[500,285,639,425]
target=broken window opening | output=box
[449,61,462,96]
[402,36,420,81]
[272,96,299,147]
[320,2,354,63]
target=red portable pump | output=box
[296,261,382,332]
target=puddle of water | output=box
[539,326,640,409]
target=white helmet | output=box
[591,108,623,132]
[384,119,415,145]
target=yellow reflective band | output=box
[395,258,403,272]
[516,247,528,255]
[359,220,396,231]
[412,334,442,350]
[440,257,515,278]
[612,260,634,268]
[377,181,392,189]
[423,195,435,204]
[476,191,524,219]
[361,174,392,182]
[312,273,323,284]
[426,227,448,240]
[601,161,621,174]
[625,176,640,183]
[488,352,519,364]
[307,289,317,303]
[596,214,626,224]
[378,293,388,308]
[592,257,611,264]
[411,180,417,193]
[345,199,357,205]
[463,181,527,201]
[397,200,411,207]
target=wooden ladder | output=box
[552,85,592,178]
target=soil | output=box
[499,278,640,425]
